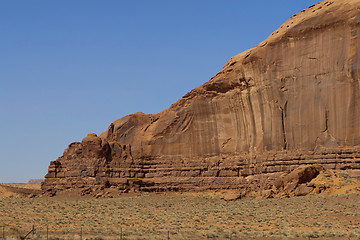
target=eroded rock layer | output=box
[42,0,360,194]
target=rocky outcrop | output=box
[265,165,326,198]
[27,179,44,184]
[43,0,360,194]
[256,165,360,198]
[42,133,136,192]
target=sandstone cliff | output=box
[42,0,360,194]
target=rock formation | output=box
[27,179,44,184]
[259,165,360,198]
[42,0,360,195]
[221,165,360,200]
[262,165,327,198]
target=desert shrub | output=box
[205,232,218,238]
[339,171,351,178]
[304,231,319,238]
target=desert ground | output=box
[0,181,360,240]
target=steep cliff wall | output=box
[42,0,360,194]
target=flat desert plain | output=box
[0,183,360,239]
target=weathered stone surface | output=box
[273,165,323,191]
[221,193,243,201]
[42,0,360,194]
[270,165,324,197]
[257,164,360,198]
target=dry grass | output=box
[1,192,360,239]
[0,183,41,199]
[1,183,41,190]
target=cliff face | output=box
[42,0,360,193]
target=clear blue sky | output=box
[0,1,319,183]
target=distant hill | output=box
[27,179,44,184]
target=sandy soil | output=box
[0,182,360,239]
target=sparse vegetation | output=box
[1,192,360,239]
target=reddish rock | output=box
[273,165,323,191]
[270,165,324,197]
[42,0,360,194]
[221,193,242,201]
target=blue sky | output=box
[0,1,319,183]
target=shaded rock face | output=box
[43,0,360,193]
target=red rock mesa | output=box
[42,0,360,194]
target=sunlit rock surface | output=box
[43,0,360,194]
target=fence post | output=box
[2,224,4,240]
[80,227,82,240]
[47,225,49,240]
[167,230,170,240]
[120,227,122,240]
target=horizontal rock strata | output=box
[43,0,360,194]
[42,134,360,193]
